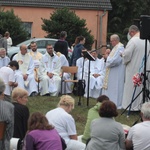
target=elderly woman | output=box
[0,78,14,150]
[86,101,126,150]
[46,95,86,150]
[25,112,62,150]
[12,87,29,140]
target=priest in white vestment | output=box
[0,48,10,68]
[29,41,43,83]
[122,25,150,111]
[102,34,125,109]
[56,52,72,94]
[13,44,38,96]
[38,44,61,96]
[84,50,104,98]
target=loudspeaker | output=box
[140,15,150,39]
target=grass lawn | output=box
[27,95,140,135]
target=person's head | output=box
[46,44,54,56]
[4,31,10,38]
[128,25,139,38]
[0,48,6,58]
[0,78,5,99]
[90,50,98,59]
[58,95,75,113]
[20,44,27,55]
[12,87,28,105]
[60,31,67,39]
[103,49,111,59]
[8,61,19,71]
[110,34,120,47]
[28,112,54,132]
[78,36,85,45]
[97,95,109,103]
[141,102,150,121]
[30,41,37,52]
[99,101,118,118]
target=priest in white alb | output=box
[102,34,125,109]
[13,44,38,96]
[84,50,104,98]
[38,44,61,96]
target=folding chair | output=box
[61,66,78,94]
[0,121,6,149]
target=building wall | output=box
[3,6,108,49]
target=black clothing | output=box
[13,102,29,140]
[54,40,68,59]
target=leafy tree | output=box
[0,8,28,45]
[108,0,150,45]
[42,7,94,49]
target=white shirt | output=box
[127,121,150,150]
[0,66,15,95]
[46,107,77,144]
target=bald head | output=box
[20,44,27,55]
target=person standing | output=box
[54,31,68,59]
[125,102,150,150]
[0,34,7,52]
[122,25,150,111]
[70,36,85,66]
[13,44,38,96]
[102,34,125,109]
[38,44,61,96]
[0,78,14,150]
[4,31,13,48]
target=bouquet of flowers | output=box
[132,73,142,86]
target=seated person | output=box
[0,78,14,150]
[86,101,125,150]
[46,95,86,150]
[29,41,43,82]
[38,44,61,96]
[125,102,150,150]
[84,50,105,98]
[82,95,109,143]
[0,47,10,68]
[24,112,62,150]
[0,61,18,102]
[13,44,38,96]
[12,87,29,140]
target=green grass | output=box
[27,95,140,135]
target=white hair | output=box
[141,102,150,119]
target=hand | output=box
[47,72,54,78]
[13,82,18,87]
[93,74,100,78]
[23,74,28,80]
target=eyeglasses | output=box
[47,48,53,50]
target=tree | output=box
[41,7,94,49]
[108,0,150,45]
[0,8,28,45]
